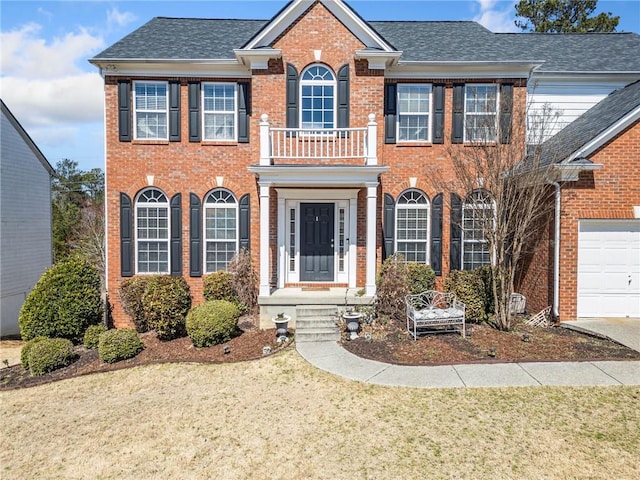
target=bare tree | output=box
[71,201,105,287]
[432,89,562,330]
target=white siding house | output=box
[1,100,54,338]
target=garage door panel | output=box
[577,220,640,318]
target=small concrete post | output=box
[259,114,271,166]
[366,113,377,165]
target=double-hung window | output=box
[464,84,498,142]
[462,190,494,270]
[396,190,430,263]
[397,84,431,142]
[204,189,238,272]
[134,81,168,140]
[300,65,336,130]
[203,83,237,141]
[135,188,170,273]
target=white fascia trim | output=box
[531,72,640,83]
[355,50,402,69]
[92,60,250,78]
[244,0,395,51]
[386,61,542,79]
[563,105,640,163]
[248,165,389,185]
[234,48,282,70]
[553,163,603,181]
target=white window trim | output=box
[133,81,169,141]
[396,83,432,143]
[299,64,337,132]
[463,83,499,143]
[394,190,431,264]
[461,191,495,270]
[203,189,239,273]
[202,82,238,142]
[134,188,170,275]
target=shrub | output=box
[444,270,487,323]
[20,337,46,370]
[27,338,77,376]
[203,271,238,305]
[407,263,436,295]
[186,300,240,348]
[227,249,258,313]
[142,276,191,340]
[376,254,410,321]
[98,329,144,363]
[475,265,495,315]
[84,324,108,349]
[120,276,155,332]
[19,258,103,342]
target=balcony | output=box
[259,113,378,166]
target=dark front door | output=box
[300,203,335,281]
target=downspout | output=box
[550,182,561,319]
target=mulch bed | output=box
[2,315,639,390]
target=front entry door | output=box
[300,203,335,281]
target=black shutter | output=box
[383,193,395,260]
[238,82,250,143]
[169,81,181,142]
[432,84,445,144]
[188,82,201,142]
[120,193,133,277]
[452,83,464,144]
[286,64,299,129]
[431,193,443,275]
[384,83,397,144]
[189,193,202,277]
[118,80,131,142]
[500,83,513,144]
[337,64,350,129]
[170,194,182,276]
[450,193,462,271]
[239,194,250,251]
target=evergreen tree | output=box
[515,0,619,33]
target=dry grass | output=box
[1,349,639,479]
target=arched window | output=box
[462,190,494,270]
[395,190,430,263]
[300,64,336,130]
[204,189,238,272]
[135,188,169,273]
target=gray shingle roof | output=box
[91,16,640,73]
[541,80,640,164]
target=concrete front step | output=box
[296,317,339,329]
[295,305,341,342]
[295,328,341,343]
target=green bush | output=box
[475,265,495,315]
[19,258,103,342]
[186,300,240,348]
[444,270,487,323]
[376,254,410,321]
[20,337,46,370]
[203,271,238,305]
[142,276,191,340]
[407,263,436,295]
[27,338,77,376]
[84,324,108,349]
[98,329,144,363]
[120,276,155,332]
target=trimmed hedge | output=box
[119,276,155,332]
[98,329,144,363]
[18,258,103,342]
[203,271,238,305]
[186,300,240,348]
[444,269,488,323]
[20,337,46,370]
[407,263,436,295]
[142,276,191,340]
[27,338,77,376]
[84,324,108,349]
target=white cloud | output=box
[473,0,519,32]
[107,8,137,29]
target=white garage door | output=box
[577,220,640,317]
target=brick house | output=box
[90,0,640,330]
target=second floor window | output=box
[396,190,430,263]
[134,81,168,140]
[203,83,237,141]
[397,84,431,142]
[465,84,498,142]
[300,65,336,130]
[135,188,169,274]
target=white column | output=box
[259,114,271,166]
[365,183,378,296]
[259,182,271,296]
[365,113,377,166]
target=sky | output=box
[1,0,639,172]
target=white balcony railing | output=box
[259,113,377,166]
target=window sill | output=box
[132,139,170,145]
[201,141,239,147]
[395,142,433,147]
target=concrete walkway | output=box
[296,319,640,388]
[561,317,640,352]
